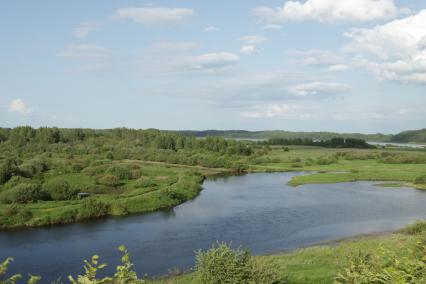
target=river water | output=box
[1,172,426,282]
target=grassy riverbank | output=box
[248,146,426,190]
[149,221,426,284]
[0,162,222,229]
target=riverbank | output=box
[149,221,426,283]
[248,146,426,190]
[0,163,228,230]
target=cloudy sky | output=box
[1,0,425,133]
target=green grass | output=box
[248,146,426,189]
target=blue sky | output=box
[1,0,425,133]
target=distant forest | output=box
[180,129,426,143]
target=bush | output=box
[2,204,33,223]
[78,198,110,219]
[105,165,132,180]
[0,159,18,184]
[97,174,121,187]
[414,175,426,185]
[44,179,78,200]
[10,183,49,203]
[195,242,279,284]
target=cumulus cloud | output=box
[72,21,103,39]
[288,82,351,97]
[204,26,219,32]
[252,0,398,23]
[112,7,194,25]
[57,44,109,59]
[345,10,426,83]
[8,99,33,114]
[240,45,258,55]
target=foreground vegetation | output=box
[2,221,425,283]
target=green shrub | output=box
[78,198,110,219]
[105,165,132,180]
[316,156,338,165]
[401,221,426,235]
[97,174,121,187]
[18,158,49,178]
[195,242,279,284]
[2,204,33,224]
[10,183,49,203]
[414,175,426,185]
[44,179,78,200]
[0,159,18,184]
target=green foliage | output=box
[0,159,18,185]
[335,235,426,284]
[78,198,110,219]
[7,183,48,204]
[96,174,121,187]
[68,246,145,284]
[195,242,279,284]
[401,221,426,235]
[414,175,426,185]
[105,165,132,180]
[0,257,40,284]
[44,179,78,200]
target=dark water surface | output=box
[1,172,426,282]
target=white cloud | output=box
[345,10,426,83]
[327,64,348,72]
[57,44,109,59]
[240,45,258,55]
[204,26,219,32]
[238,35,267,44]
[263,24,282,30]
[72,21,103,39]
[238,35,267,56]
[288,82,351,97]
[149,41,199,52]
[241,104,319,119]
[293,49,345,67]
[253,0,398,23]
[112,7,194,25]
[190,52,239,70]
[8,99,33,114]
[138,50,239,76]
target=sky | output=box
[0,0,425,134]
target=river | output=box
[1,172,426,282]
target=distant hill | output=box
[179,130,391,142]
[391,129,426,143]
